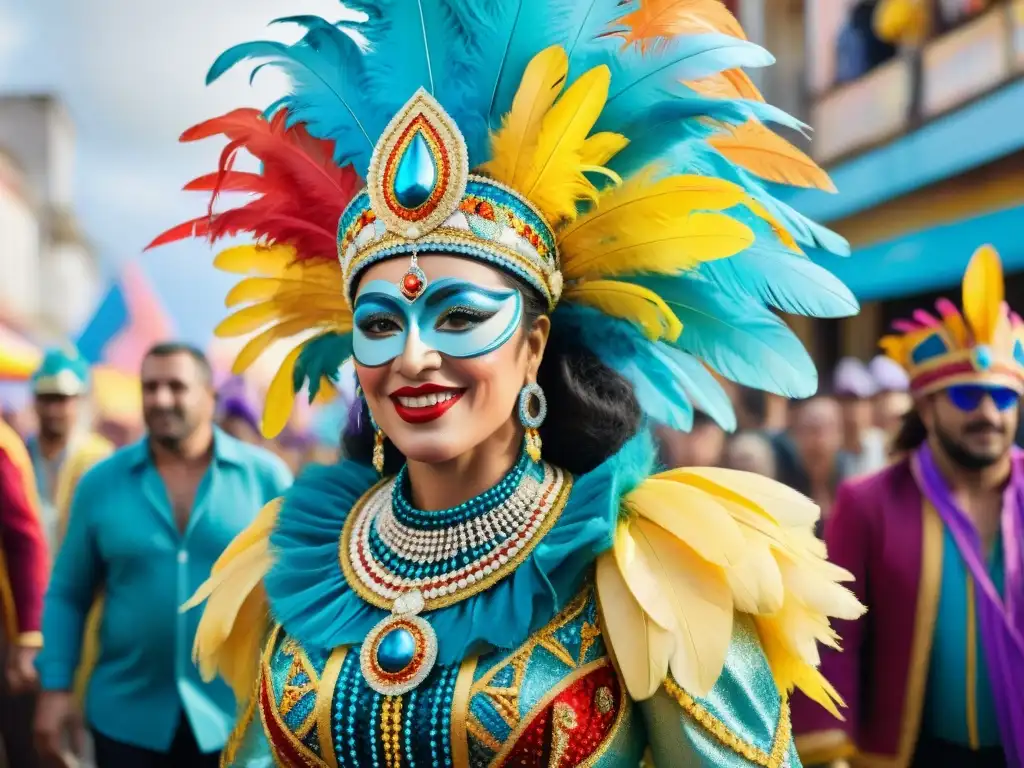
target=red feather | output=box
[147,108,362,261]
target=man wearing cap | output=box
[27,349,113,550]
[794,245,1024,768]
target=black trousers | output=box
[0,642,39,768]
[92,717,220,768]
[912,738,1007,768]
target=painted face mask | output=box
[352,277,523,367]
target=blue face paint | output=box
[352,278,523,367]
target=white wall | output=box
[39,240,98,334]
[0,168,41,321]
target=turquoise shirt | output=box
[37,429,292,753]
[923,526,1005,748]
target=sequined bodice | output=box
[256,585,646,768]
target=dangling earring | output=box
[518,383,547,462]
[360,387,386,474]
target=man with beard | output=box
[794,246,1024,768]
[33,343,292,768]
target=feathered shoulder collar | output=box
[189,431,862,719]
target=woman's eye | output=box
[359,315,402,336]
[437,308,493,332]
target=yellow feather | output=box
[214,244,296,276]
[668,466,819,529]
[725,527,784,614]
[742,198,802,253]
[559,171,748,248]
[633,518,734,696]
[613,522,677,631]
[565,212,752,280]
[262,344,304,438]
[627,478,746,567]
[215,305,340,338]
[486,46,569,185]
[710,122,836,192]
[185,499,279,698]
[685,68,764,102]
[511,65,618,224]
[231,318,320,375]
[225,278,346,309]
[755,614,844,719]
[564,279,683,341]
[595,551,673,701]
[962,244,1004,345]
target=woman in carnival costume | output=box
[155,0,865,764]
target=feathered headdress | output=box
[880,245,1024,396]
[149,0,857,437]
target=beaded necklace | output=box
[341,447,571,695]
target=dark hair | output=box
[342,272,643,476]
[892,407,927,456]
[143,342,214,386]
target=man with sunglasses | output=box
[794,245,1024,768]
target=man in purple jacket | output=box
[794,246,1024,768]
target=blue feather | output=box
[475,0,607,127]
[294,332,354,402]
[626,274,818,398]
[341,0,491,163]
[593,34,775,131]
[697,241,858,319]
[208,17,381,175]
[551,304,742,431]
[651,344,737,431]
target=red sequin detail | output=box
[500,664,622,767]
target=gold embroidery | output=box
[578,620,602,663]
[664,677,791,768]
[547,702,579,767]
[339,475,573,612]
[463,587,591,746]
[966,572,979,750]
[489,658,611,766]
[220,660,262,768]
[258,626,331,768]
[279,637,320,738]
[315,646,347,768]
[450,657,477,768]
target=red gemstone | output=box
[402,273,423,296]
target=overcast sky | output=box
[0,0,347,346]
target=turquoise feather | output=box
[208,17,382,176]
[552,305,737,430]
[626,274,818,398]
[293,332,354,402]
[594,34,775,131]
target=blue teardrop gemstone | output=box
[376,627,417,674]
[394,132,437,209]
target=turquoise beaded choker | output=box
[341,448,569,695]
[390,445,532,530]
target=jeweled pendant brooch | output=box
[359,588,438,695]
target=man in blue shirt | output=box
[33,343,292,768]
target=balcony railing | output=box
[810,2,1024,165]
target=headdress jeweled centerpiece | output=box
[340,88,560,308]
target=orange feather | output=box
[709,122,836,193]
[614,0,746,53]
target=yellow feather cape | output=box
[188,468,862,717]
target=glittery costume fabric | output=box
[238,585,798,767]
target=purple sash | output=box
[913,444,1024,767]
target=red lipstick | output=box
[389,383,465,424]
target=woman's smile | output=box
[389,383,467,424]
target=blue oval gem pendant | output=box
[360,589,438,695]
